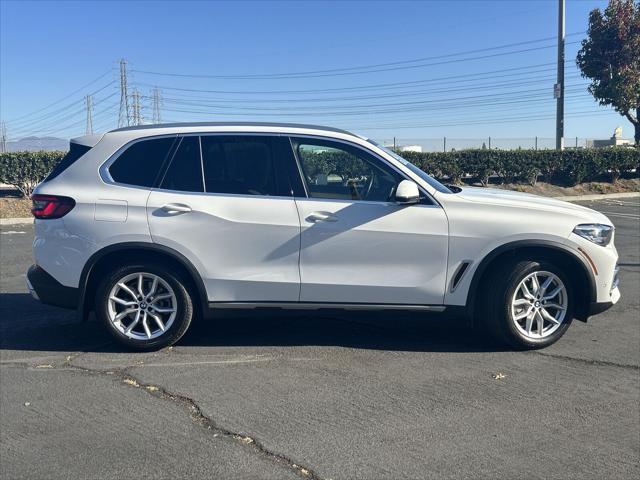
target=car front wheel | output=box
[95,265,193,351]
[483,260,574,349]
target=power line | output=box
[23,102,120,139]
[132,61,580,97]
[3,70,114,123]
[9,91,118,136]
[156,83,588,114]
[7,81,115,129]
[147,73,584,106]
[131,36,584,80]
[158,89,589,119]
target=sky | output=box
[0,0,631,148]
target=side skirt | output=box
[208,301,447,312]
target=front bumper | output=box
[26,264,78,310]
[586,263,620,317]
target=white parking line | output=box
[599,211,640,219]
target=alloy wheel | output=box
[107,272,177,340]
[510,270,568,339]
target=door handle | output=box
[306,211,337,223]
[160,203,192,214]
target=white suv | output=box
[27,122,620,350]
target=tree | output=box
[577,0,640,146]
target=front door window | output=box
[294,139,401,202]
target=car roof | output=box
[108,121,359,138]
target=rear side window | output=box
[160,136,204,192]
[44,143,92,182]
[109,137,176,187]
[201,135,282,196]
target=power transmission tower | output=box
[555,0,565,150]
[152,87,162,124]
[0,122,7,153]
[85,95,94,134]
[118,59,131,127]
[131,88,143,126]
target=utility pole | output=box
[131,88,142,126]
[152,87,162,124]
[0,122,7,153]
[85,95,94,134]
[118,59,130,127]
[555,0,565,150]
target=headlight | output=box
[573,223,613,246]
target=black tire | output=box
[95,264,193,351]
[481,259,574,349]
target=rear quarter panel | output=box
[32,133,154,288]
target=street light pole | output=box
[555,0,565,151]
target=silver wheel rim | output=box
[510,271,567,339]
[107,272,177,340]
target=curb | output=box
[0,192,637,226]
[553,192,639,202]
[0,217,33,226]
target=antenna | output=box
[118,59,130,127]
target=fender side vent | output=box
[450,261,472,292]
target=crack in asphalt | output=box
[4,354,324,480]
[531,350,640,370]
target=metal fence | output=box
[375,137,634,152]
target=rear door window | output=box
[109,136,176,187]
[160,136,204,192]
[200,135,289,196]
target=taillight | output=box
[31,194,76,219]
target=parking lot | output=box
[1,197,638,479]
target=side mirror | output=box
[394,180,420,204]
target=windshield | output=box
[367,140,452,194]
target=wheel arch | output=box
[78,242,208,321]
[466,240,597,322]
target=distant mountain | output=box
[6,136,68,152]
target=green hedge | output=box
[0,151,66,197]
[398,148,640,186]
[0,147,638,198]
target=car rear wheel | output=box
[482,260,574,349]
[95,265,193,351]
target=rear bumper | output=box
[26,265,78,310]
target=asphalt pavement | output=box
[1,198,638,479]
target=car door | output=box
[290,136,449,305]
[147,134,301,303]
